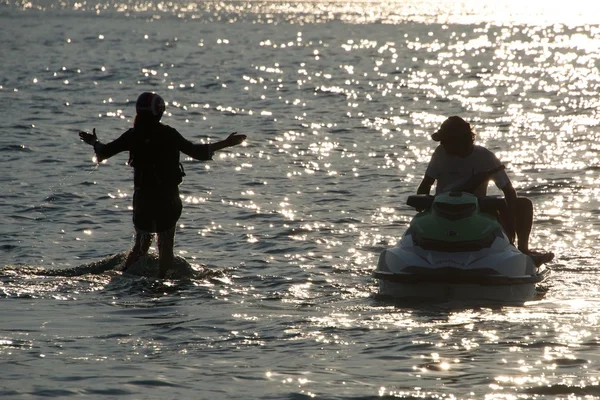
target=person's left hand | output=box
[226,132,247,146]
[79,128,98,145]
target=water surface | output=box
[2,1,600,398]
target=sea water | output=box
[2,1,600,398]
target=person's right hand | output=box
[226,132,247,146]
[79,128,98,146]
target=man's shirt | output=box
[425,145,510,197]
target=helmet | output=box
[136,92,165,118]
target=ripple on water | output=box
[2,0,600,398]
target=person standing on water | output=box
[416,116,553,263]
[79,92,247,278]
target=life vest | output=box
[128,123,185,190]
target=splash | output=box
[2,252,222,280]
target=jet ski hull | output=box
[375,191,552,302]
[375,275,547,302]
[374,234,550,303]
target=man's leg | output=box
[157,226,176,279]
[514,197,533,254]
[123,229,152,271]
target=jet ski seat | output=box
[406,194,506,214]
[479,196,507,214]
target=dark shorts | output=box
[132,187,182,233]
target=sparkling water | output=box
[2,1,600,398]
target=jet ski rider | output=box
[79,92,247,278]
[416,116,553,262]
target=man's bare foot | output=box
[525,249,555,266]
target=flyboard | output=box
[32,251,220,280]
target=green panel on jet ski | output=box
[410,192,502,243]
[411,213,500,242]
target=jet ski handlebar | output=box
[406,193,507,213]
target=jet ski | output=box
[374,167,551,303]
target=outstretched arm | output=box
[179,131,247,161]
[209,132,247,152]
[78,128,129,162]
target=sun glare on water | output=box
[10,0,600,26]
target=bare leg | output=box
[498,197,533,253]
[500,197,554,264]
[157,226,176,279]
[123,229,152,271]
[515,197,533,254]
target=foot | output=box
[524,249,555,266]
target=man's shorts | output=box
[132,187,182,233]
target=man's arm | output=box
[417,175,435,195]
[178,131,247,161]
[209,132,247,152]
[79,128,130,162]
